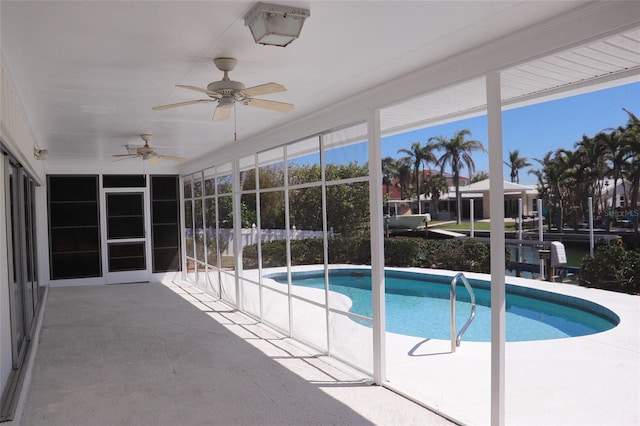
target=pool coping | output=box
[246,264,640,425]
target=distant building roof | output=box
[458,179,537,193]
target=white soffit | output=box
[381,27,640,136]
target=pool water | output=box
[269,269,618,342]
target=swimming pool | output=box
[265,269,619,342]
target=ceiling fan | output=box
[152,57,294,121]
[112,134,186,165]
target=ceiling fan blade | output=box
[241,82,286,97]
[148,156,160,166]
[213,106,231,121]
[112,155,140,162]
[176,84,220,96]
[112,154,139,157]
[152,99,212,110]
[157,154,187,162]
[246,98,294,113]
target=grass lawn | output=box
[429,220,517,232]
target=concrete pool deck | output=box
[383,271,640,425]
[16,268,639,425]
[254,265,640,425]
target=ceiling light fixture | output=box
[34,147,48,161]
[244,2,310,47]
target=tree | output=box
[422,173,448,219]
[395,158,413,200]
[621,108,640,233]
[430,129,486,224]
[381,156,398,203]
[397,142,437,214]
[596,129,625,220]
[470,170,489,183]
[504,149,531,184]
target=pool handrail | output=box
[450,272,477,352]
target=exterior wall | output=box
[0,64,45,185]
[0,61,46,418]
[0,155,11,400]
[483,191,491,219]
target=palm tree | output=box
[429,129,485,224]
[422,173,448,220]
[470,170,489,183]
[397,142,437,214]
[381,156,398,202]
[596,129,625,220]
[620,108,640,232]
[531,149,579,231]
[504,149,531,184]
[395,158,413,201]
[574,134,607,218]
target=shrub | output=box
[244,236,497,274]
[327,236,371,264]
[260,239,288,268]
[383,237,424,267]
[242,244,258,269]
[291,238,325,265]
[432,239,493,273]
[580,244,640,294]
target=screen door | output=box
[103,190,150,283]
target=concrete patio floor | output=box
[16,282,453,426]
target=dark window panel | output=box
[151,175,179,199]
[108,242,146,272]
[103,174,146,188]
[153,248,181,272]
[107,217,144,239]
[151,175,181,272]
[107,193,143,216]
[50,227,100,252]
[49,202,98,227]
[47,175,101,279]
[51,253,101,279]
[48,175,98,202]
[152,201,178,223]
[152,225,179,247]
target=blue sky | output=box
[381,81,640,185]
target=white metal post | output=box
[518,198,523,263]
[487,71,505,426]
[538,198,544,278]
[518,198,523,240]
[538,198,543,242]
[232,160,242,309]
[368,108,386,385]
[589,196,594,257]
[470,198,475,238]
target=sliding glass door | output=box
[2,156,41,367]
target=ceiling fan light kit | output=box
[244,2,310,47]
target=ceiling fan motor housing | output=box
[207,79,245,97]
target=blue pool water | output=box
[266,269,619,342]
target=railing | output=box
[450,272,476,352]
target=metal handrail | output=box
[450,272,476,352]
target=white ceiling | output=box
[0,1,637,171]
